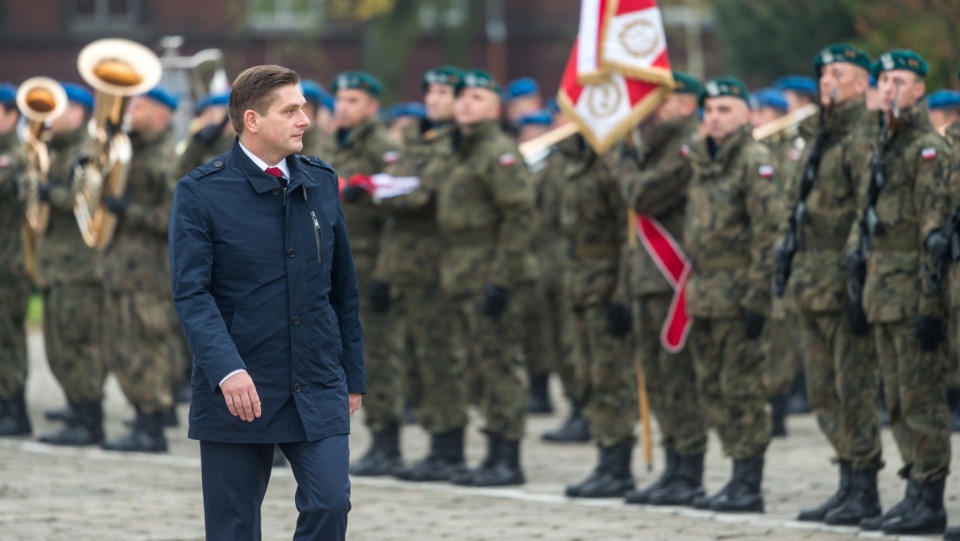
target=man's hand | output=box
[348,393,362,416]
[220,371,262,422]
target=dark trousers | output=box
[200,435,351,541]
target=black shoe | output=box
[797,460,851,522]
[44,405,76,423]
[944,525,960,540]
[568,439,635,498]
[881,477,947,535]
[527,373,554,414]
[38,401,104,446]
[272,445,287,468]
[625,448,679,504]
[542,400,590,443]
[769,394,788,438]
[823,465,880,525]
[101,411,167,453]
[349,425,403,477]
[0,391,32,437]
[948,389,960,433]
[861,477,918,530]
[702,457,764,513]
[126,406,178,429]
[395,427,467,482]
[451,435,498,486]
[453,434,525,487]
[648,453,706,506]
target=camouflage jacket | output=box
[372,120,455,288]
[787,97,874,313]
[301,126,331,159]
[176,129,234,179]
[614,114,698,297]
[764,132,806,187]
[683,126,784,318]
[940,118,960,308]
[436,119,537,297]
[325,116,400,261]
[35,127,99,288]
[99,127,176,293]
[0,130,26,278]
[560,136,629,309]
[533,138,575,292]
[848,100,951,321]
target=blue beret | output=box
[869,76,877,89]
[194,91,230,113]
[300,80,325,105]
[0,83,16,105]
[386,102,426,121]
[61,83,94,110]
[773,75,818,97]
[927,90,960,111]
[517,110,553,128]
[750,88,789,112]
[320,92,335,112]
[504,77,539,101]
[143,86,179,110]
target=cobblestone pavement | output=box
[1,330,958,540]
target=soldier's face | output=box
[0,106,17,135]
[454,88,500,127]
[702,96,749,142]
[929,109,958,131]
[506,95,542,124]
[877,70,926,112]
[248,84,310,157]
[424,83,456,123]
[334,89,378,129]
[749,107,782,129]
[49,102,86,135]
[819,64,868,105]
[654,94,696,124]
[125,96,170,136]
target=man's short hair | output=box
[229,65,300,134]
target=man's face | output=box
[865,87,882,111]
[750,106,783,129]
[334,89,378,129]
[125,96,170,136]
[819,64,868,105]
[784,90,813,113]
[506,95,541,124]
[455,88,500,127]
[49,103,86,135]
[702,96,749,142]
[654,93,696,124]
[0,106,18,135]
[518,124,550,143]
[316,107,335,135]
[929,109,958,131]
[253,84,310,157]
[877,69,926,112]
[424,83,456,122]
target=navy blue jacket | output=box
[169,140,365,444]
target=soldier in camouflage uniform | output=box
[176,91,234,181]
[0,84,31,437]
[98,88,182,453]
[613,71,709,506]
[438,70,535,486]
[850,50,953,536]
[325,71,404,476]
[299,80,332,158]
[34,85,109,446]
[684,77,782,513]
[774,44,884,525]
[364,66,470,482]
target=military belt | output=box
[695,254,750,271]
[573,244,620,258]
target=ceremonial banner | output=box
[598,0,673,86]
[340,174,421,201]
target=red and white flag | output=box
[635,215,691,353]
[598,0,673,86]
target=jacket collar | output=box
[230,138,323,194]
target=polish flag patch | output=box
[382,150,400,164]
[680,145,689,158]
[921,147,938,161]
[499,153,517,167]
[758,165,775,178]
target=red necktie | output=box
[265,167,286,187]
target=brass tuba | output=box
[73,38,162,251]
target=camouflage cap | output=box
[422,65,465,93]
[813,43,872,77]
[699,76,749,107]
[672,71,702,95]
[331,70,383,98]
[872,49,928,78]
[459,69,501,96]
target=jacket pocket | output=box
[310,210,324,269]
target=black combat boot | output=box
[0,390,32,437]
[797,460,852,521]
[824,465,880,525]
[568,439,635,498]
[695,457,764,513]
[396,427,467,482]
[648,453,706,506]
[44,404,76,423]
[527,373,554,414]
[38,401,104,446]
[451,433,498,486]
[454,433,525,487]
[349,425,404,477]
[625,448,678,504]
[944,525,960,540]
[101,411,167,453]
[542,399,590,443]
[124,405,178,429]
[947,389,960,433]
[769,393,788,438]
[881,476,947,535]
[860,475,918,530]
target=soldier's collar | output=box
[705,125,751,162]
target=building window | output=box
[68,0,142,31]
[248,0,323,32]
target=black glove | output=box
[103,195,128,216]
[368,280,391,313]
[847,301,871,336]
[605,302,632,338]
[37,180,53,202]
[482,283,510,319]
[915,315,945,352]
[925,229,950,261]
[342,185,366,203]
[742,308,765,340]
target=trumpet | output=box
[73,38,162,251]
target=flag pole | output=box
[628,211,655,472]
[518,122,580,162]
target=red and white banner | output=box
[635,215,691,353]
[598,0,673,86]
[339,174,421,201]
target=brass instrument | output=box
[73,38,162,251]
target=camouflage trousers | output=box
[0,276,30,399]
[634,293,707,456]
[355,256,403,432]
[540,278,578,396]
[688,317,771,460]
[515,283,549,379]
[763,299,801,397]
[102,291,177,414]
[44,284,107,404]
[798,310,882,469]
[874,319,951,482]
[450,292,528,441]
[948,309,960,390]
[393,285,467,434]
[573,305,637,447]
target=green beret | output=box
[671,71,702,95]
[331,70,383,98]
[813,43,872,77]
[459,69,501,96]
[422,66,465,93]
[699,76,749,107]
[872,49,928,78]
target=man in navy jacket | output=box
[169,64,365,541]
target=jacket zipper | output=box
[311,210,323,268]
